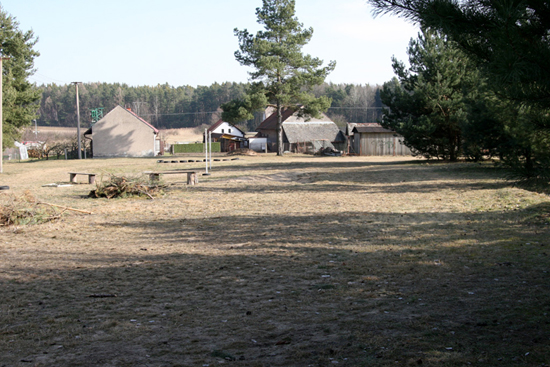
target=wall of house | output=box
[355,133,411,156]
[212,122,244,137]
[92,107,157,158]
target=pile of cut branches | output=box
[89,174,164,199]
[0,191,61,226]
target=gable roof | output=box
[123,107,159,134]
[96,106,159,134]
[256,108,297,131]
[283,121,341,144]
[207,119,225,132]
[352,123,393,134]
[256,108,335,132]
[207,119,246,136]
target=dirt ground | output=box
[0,155,549,366]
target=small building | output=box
[256,108,344,153]
[348,123,411,156]
[245,132,268,152]
[206,119,248,152]
[85,106,161,158]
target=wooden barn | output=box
[256,108,344,153]
[347,123,411,156]
[84,106,161,158]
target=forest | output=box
[36,82,384,132]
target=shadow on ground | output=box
[2,203,549,366]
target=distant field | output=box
[0,155,549,366]
[161,127,204,144]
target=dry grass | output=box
[160,128,204,144]
[0,155,549,366]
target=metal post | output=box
[209,131,212,170]
[204,128,209,175]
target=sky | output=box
[1,0,419,88]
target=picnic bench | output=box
[144,170,198,185]
[69,172,97,184]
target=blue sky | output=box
[1,0,419,87]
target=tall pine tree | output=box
[221,0,335,155]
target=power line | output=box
[140,111,220,116]
[328,107,385,110]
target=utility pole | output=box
[72,82,82,159]
[0,55,10,174]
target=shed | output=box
[85,106,160,158]
[349,123,411,156]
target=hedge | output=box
[172,143,221,154]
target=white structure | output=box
[14,141,28,160]
[207,120,245,138]
[248,137,268,152]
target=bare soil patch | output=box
[1,155,549,366]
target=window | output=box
[229,128,232,133]
[221,129,224,133]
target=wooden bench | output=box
[144,170,198,185]
[69,172,97,184]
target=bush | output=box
[0,191,61,226]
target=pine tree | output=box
[368,0,550,182]
[0,6,41,148]
[221,0,335,155]
[380,29,478,161]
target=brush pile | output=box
[89,174,164,199]
[0,191,61,226]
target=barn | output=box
[348,123,411,156]
[256,108,344,153]
[84,106,161,158]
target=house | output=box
[206,119,248,152]
[84,106,161,158]
[256,108,345,153]
[348,123,411,156]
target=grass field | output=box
[1,154,549,366]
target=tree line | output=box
[36,81,384,131]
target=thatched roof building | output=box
[256,109,344,153]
